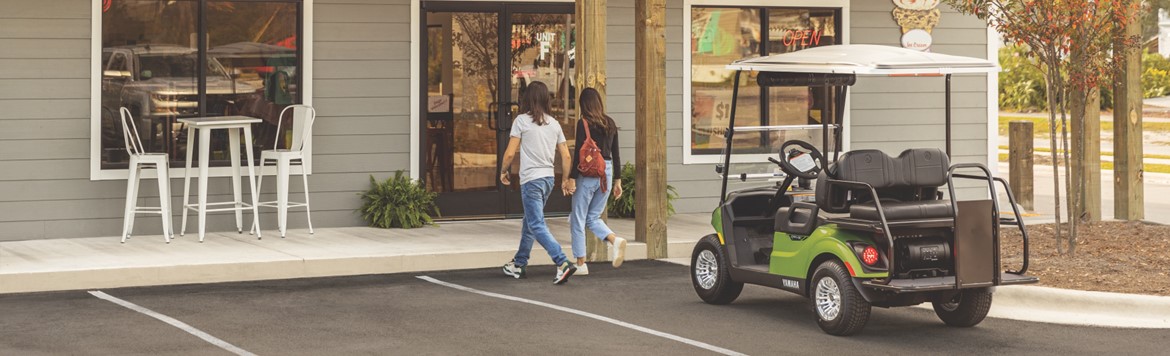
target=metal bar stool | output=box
[251,105,316,238]
[119,107,174,243]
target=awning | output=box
[726,44,998,75]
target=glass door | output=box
[422,2,576,218]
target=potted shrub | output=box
[607,162,679,218]
[359,171,440,228]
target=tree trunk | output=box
[576,0,610,262]
[1045,67,1065,255]
[635,0,668,259]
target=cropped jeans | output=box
[570,160,615,259]
[513,176,568,267]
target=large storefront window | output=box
[689,6,841,157]
[99,0,302,170]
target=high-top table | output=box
[177,116,263,242]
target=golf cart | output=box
[689,45,1038,336]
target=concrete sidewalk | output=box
[0,214,712,294]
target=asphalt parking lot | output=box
[1,260,1165,355]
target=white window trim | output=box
[90,0,314,181]
[682,0,850,165]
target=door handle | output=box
[487,102,499,131]
[500,102,520,132]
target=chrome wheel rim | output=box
[815,277,842,321]
[695,250,718,290]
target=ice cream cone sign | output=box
[892,0,941,51]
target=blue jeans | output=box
[513,176,568,266]
[570,160,615,259]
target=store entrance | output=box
[421,2,577,218]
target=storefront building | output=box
[0,0,996,240]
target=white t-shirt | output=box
[510,113,566,185]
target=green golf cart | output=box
[689,45,1038,336]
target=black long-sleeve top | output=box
[570,118,621,179]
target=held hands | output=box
[612,179,623,199]
[563,178,576,196]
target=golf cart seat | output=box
[818,148,954,225]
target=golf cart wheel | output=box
[932,288,993,327]
[811,260,871,336]
[691,234,743,305]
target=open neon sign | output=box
[779,29,824,47]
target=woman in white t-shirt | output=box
[499,81,578,285]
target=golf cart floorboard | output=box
[862,273,1039,292]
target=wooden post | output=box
[635,0,668,259]
[575,0,610,262]
[1114,4,1144,221]
[1009,121,1034,211]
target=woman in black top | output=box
[566,88,628,275]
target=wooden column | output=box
[1009,121,1034,211]
[1114,4,1144,221]
[635,0,667,259]
[575,0,610,262]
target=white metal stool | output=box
[119,107,174,243]
[251,105,316,238]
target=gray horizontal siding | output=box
[0,0,992,240]
[0,0,411,241]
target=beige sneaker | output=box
[610,237,628,268]
[576,262,590,276]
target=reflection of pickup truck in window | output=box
[100,45,258,160]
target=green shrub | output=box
[1143,50,1170,98]
[998,45,1048,112]
[359,172,439,228]
[607,162,679,218]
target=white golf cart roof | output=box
[726,44,998,75]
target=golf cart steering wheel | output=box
[770,140,824,180]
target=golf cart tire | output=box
[932,288,993,327]
[691,234,743,305]
[811,260,871,336]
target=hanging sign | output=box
[891,0,941,51]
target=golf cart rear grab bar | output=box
[946,163,1003,286]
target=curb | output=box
[984,285,1170,329]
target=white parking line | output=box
[416,276,748,356]
[88,291,256,356]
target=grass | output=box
[997,153,1170,173]
[997,115,1170,137]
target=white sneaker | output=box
[610,237,628,268]
[576,263,590,276]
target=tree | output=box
[943,0,1142,255]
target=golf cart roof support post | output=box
[946,74,952,156]
[720,70,743,206]
[834,85,846,164]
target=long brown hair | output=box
[520,81,552,125]
[578,87,615,136]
